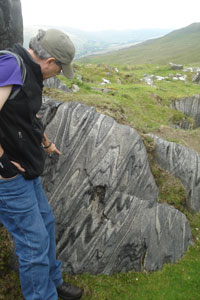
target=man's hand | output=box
[0,161,25,179]
[42,132,61,156]
[10,161,25,172]
[0,149,26,179]
[44,142,62,155]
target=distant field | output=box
[78,23,200,65]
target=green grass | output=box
[1,61,200,299]
[54,64,199,133]
[1,219,200,300]
[65,242,200,300]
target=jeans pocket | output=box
[0,174,20,181]
[0,175,37,213]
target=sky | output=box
[20,0,200,31]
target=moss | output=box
[0,227,12,276]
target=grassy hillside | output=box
[78,23,200,65]
[1,62,200,299]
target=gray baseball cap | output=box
[41,29,75,78]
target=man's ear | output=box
[46,57,56,65]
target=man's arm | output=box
[0,85,13,155]
[42,132,62,155]
[0,85,12,110]
[35,114,61,156]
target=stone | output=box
[171,94,200,128]
[0,0,23,49]
[142,73,186,85]
[43,76,71,93]
[149,134,200,212]
[169,63,183,70]
[40,100,192,275]
[76,74,83,82]
[192,72,200,84]
[178,76,187,81]
[142,75,155,87]
[183,67,200,73]
[91,87,116,94]
[155,76,165,81]
[39,98,62,128]
[71,84,80,93]
[101,78,110,85]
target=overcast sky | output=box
[21,0,200,31]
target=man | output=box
[0,29,83,300]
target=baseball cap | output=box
[40,29,75,78]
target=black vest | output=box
[0,44,45,179]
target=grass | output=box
[63,248,200,300]
[1,62,200,299]
[1,221,200,300]
[53,63,199,134]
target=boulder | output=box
[171,95,200,128]
[169,63,183,70]
[40,100,192,275]
[192,72,200,84]
[142,75,155,87]
[91,87,116,94]
[0,0,23,49]
[76,74,83,82]
[150,134,200,212]
[39,97,62,128]
[101,78,110,85]
[71,84,80,93]
[43,76,71,93]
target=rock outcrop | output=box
[39,100,192,275]
[0,0,23,49]
[192,72,200,84]
[171,95,200,128]
[0,0,194,276]
[169,63,183,70]
[43,76,71,93]
[150,134,200,212]
[142,73,187,88]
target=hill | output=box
[23,25,171,58]
[77,23,200,65]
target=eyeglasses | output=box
[55,60,62,68]
[55,60,62,75]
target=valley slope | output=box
[78,23,200,65]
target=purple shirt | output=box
[0,54,23,89]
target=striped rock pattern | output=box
[41,101,192,274]
[150,134,200,212]
[171,94,200,128]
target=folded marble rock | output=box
[41,101,192,274]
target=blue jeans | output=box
[0,175,63,300]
